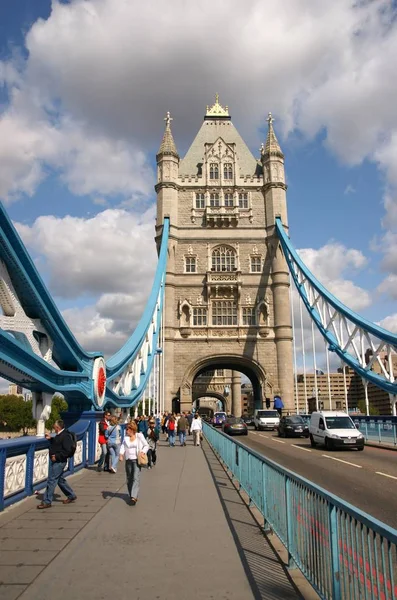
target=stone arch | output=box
[193,390,228,413]
[180,353,273,411]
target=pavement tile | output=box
[0,529,79,539]
[0,551,57,566]
[0,584,27,600]
[0,565,44,584]
[0,539,69,552]
[3,521,86,530]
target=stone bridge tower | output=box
[155,98,294,414]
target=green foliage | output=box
[47,395,68,430]
[0,395,36,433]
[357,400,380,416]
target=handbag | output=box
[137,434,148,467]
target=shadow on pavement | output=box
[202,440,302,600]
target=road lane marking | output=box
[272,439,285,444]
[322,455,362,468]
[376,471,397,481]
[292,445,312,452]
[259,434,269,438]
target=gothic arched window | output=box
[209,163,219,179]
[224,163,233,180]
[211,246,236,272]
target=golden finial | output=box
[205,94,230,117]
[267,112,274,126]
[164,111,173,127]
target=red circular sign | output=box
[97,366,106,398]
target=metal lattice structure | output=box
[276,217,397,410]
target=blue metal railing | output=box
[203,422,397,600]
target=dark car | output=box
[212,411,227,427]
[223,417,248,436]
[242,414,254,426]
[278,415,309,438]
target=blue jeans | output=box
[98,443,108,469]
[44,460,76,505]
[125,459,141,499]
[179,431,186,445]
[108,443,120,471]
[168,432,175,446]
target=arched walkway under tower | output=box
[180,354,274,415]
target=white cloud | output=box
[344,184,356,195]
[377,274,397,300]
[0,0,397,212]
[297,243,371,311]
[15,207,157,299]
[377,313,397,334]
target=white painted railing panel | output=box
[74,440,83,466]
[33,449,49,484]
[4,454,26,498]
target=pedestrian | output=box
[167,415,176,447]
[274,395,284,417]
[119,421,149,506]
[37,420,77,509]
[138,415,148,437]
[106,415,122,473]
[147,418,159,468]
[191,413,203,447]
[161,412,168,435]
[187,411,193,435]
[97,410,111,472]
[177,412,188,446]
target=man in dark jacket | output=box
[177,413,189,446]
[37,419,77,509]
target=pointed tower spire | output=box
[264,112,284,158]
[157,111,179,158]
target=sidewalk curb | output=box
[365,441,397,451]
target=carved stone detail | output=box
[5,455,26,498]
[33,449,49,484]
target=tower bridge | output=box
[1,97,397,600]
[157,96,293,414]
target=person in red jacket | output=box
[97,411,111,472]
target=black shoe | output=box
[130,497,137,506]
[97,466,103,472]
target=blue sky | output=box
[0,0,396,365]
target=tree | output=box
[46,395,68,430]
[0,395,36,433]
[357,399,379,416]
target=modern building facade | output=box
[155,96,294,413]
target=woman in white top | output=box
[190,413,203,447]
[119,421,149,505]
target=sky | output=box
[1,0,397,389]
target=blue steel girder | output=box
[104,219,169,408]
[0,201,102,404]
[275,217,397,397]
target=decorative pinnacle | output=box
[157,110,179,158]
[263,110,284,158]
[205,93,230,118]
[164,111,173,128]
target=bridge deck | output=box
[0,437,302,600]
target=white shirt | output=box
[120,433,149,460]
[190,418,202,432]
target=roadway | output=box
[238,428,397,529]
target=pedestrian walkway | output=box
[0,437,303,600]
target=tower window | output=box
[238,193,248,208]
[210,163,219,179]
[224,193,234,207]
[195,193,205,209]
[211,246,236,272]
[210,193,220,207]
[242,307,256,326]
[250,256,261,272]
[212,300,237,326]
[223,163,233,180]
[193,307,207,326]
[185,257,197,273]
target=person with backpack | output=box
[167,415,176,447]
[37,419,77,509]
[147,418,159,468]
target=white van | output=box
[254,409,280,431]
[309,411,364,451]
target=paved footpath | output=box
[0,437,303,600]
